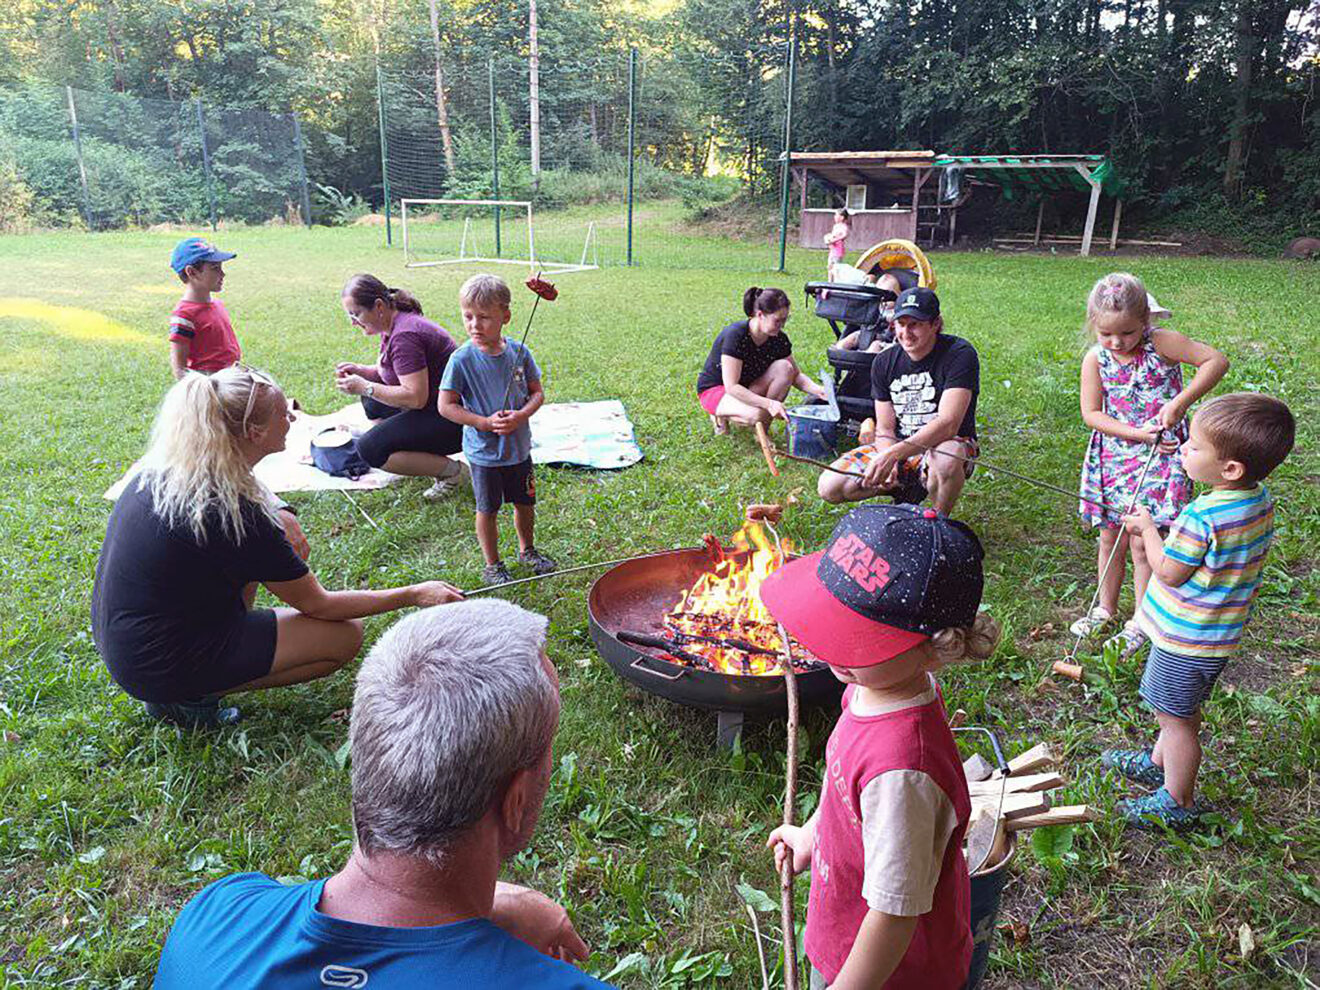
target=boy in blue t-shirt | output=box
[439,274,558,585]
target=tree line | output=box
[1,0,1315,240]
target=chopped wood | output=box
[963,809,1005,874]
[1002,743,1057,777]
[1005,805,1099,831]
[962,753,994,783]
[970,791,1050,821]
[1052,660,1085,682]
[967,772,1064,797]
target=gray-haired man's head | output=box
[349,599,558,864]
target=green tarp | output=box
[932,155,1125,199]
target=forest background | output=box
[1,0,1317,252]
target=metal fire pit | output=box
[587,547,843,747]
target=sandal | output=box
[1117,787,1202,833]
[1102,748,1165,788]
[1069,606,1113,638]
[1106,620,1148,659]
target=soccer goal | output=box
[400,198,599,275]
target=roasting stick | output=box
[461,545,705,597]
[765,519,801,990]
[755,422,864,479]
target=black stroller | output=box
[788,240,937,456]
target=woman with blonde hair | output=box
[92,366,463,727]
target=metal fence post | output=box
[65,86,94,229]
[290,112,313,228]
[777,33,797,274]
[375,62,392,246]
[489,58,501,257]
[195,100,218,231]
[626,48,637,267]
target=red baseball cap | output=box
[759,505,984,668]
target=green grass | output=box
[0,214,1317,988]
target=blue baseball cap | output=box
[170,237,236,274]
[760,504,984,667]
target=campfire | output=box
[657,524,821,676]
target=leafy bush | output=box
[0,155,38,232]
[313,182,371,225]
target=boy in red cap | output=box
[762,504,999,990]
[167,237,241,378]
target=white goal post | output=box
[400,198,598,274]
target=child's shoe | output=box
[144,696,241,729]
[1068,605,1112,637]
[1106,619,1148,658]
[481,561,513,585]
[1117,787,1202,833]
[518,547,559,576]
[1101,748,1165,788]
[424,460,469,500]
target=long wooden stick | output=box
[777,620,801,990]
[755,421,865,479]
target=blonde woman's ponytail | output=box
[137,367,281,543]
[931,611,1001,665]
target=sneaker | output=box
[1117,787,1202,833]
[423,461,469,500]
[1106,620,1148,658]
[1069,606,1113,637]
[518,547,559,576]
[481,561,513,586]
[1102,748,1165,788]
[144,697,242,729]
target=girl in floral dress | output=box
[1073,273,1228,656]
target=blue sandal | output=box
[1102,748,1165,788]
[1117,787,1202,833]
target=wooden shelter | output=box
[789,151,1126,256]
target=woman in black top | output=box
[696,286,826,434]
[92,366,463,727]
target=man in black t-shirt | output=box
[818,288,981,514]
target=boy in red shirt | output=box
[761,505,1000,989]
[168,237,241,377]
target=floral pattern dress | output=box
[1079,329,1192,529]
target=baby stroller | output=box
[799,239,938,442]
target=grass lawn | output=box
[0,215,1316,988]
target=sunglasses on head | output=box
[235,365,277,436]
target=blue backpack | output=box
[311,428,371,480]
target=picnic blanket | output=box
[104,399,643,499]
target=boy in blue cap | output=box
[168,237,241,378]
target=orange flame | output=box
[663,523,813,676]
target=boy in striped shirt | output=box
[1105,393,1295,831]
[167,237,242,378]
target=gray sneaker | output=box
[481,561,513,586]
[424,460,469,500]
[518,547,559,575]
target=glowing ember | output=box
[664,523,818,676]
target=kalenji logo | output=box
[320,965,369,988]
[827,534,891,593]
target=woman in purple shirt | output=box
[335,274,468,498]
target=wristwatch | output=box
[366,384,375,398]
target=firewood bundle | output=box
[962,742,1098,874]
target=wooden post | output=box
[1076,165,1101,257]
[948,206,957,247]
[1033,198,1045,245]
[528,0,541,187]
[1109,198,1123,250]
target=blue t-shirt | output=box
[154,873,613,990]
[439,339,540,466]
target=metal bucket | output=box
[965,837,1015,990]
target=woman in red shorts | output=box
[695,286,827,434]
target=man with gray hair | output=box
[154,599,614,988]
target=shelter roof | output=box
[933,154,1125,197]
[788,150,937,191]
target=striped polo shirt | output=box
[1138,485,1275,659]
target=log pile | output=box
[962,742,1099,874]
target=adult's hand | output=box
[335,361,366,377]
[411,581,465,607]
[335,372,370,397]
[278,508,310,560]
[762,399,787,422]
[862,442,903,490]
[491,882,590,964]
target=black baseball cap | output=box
[759,504,984,667]
[893,287,940,322]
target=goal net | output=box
[400,198,598,274]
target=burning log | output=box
[616,630,716,670]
